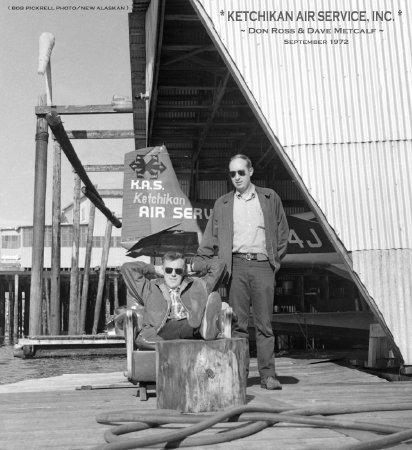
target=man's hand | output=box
[154,265,164,277]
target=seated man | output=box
[118,251,226,348]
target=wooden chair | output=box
[125,303,233,401]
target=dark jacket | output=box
[120,259,226,342]
[195,186,289,276]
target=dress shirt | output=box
[232,184,267,256]
[167,287,188,320]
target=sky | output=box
[0,0,134,228]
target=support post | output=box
[43,276,50,334]
[24,287,30,336]
[92,220,112,334]
[0,281,5,340]
[79,203,95,334]
[113,274,119,310]
[50,141,61,334]
[13,274,19,341]
[68,174,81,334]
[29,96,49,336]
[8,279,14,340]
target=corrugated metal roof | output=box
[194,0,412,146]
[287,140,412,251]
[193,0,412,364]
[353,249,412,363]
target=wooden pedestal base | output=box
[156,338,247,412]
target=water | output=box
[0,339,127,385]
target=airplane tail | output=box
[121,145,211,257]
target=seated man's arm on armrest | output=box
[120,261,157,307]
[192,258,226,294]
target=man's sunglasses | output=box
[164,267,184,275]
[229,170,247,178]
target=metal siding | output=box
[353,250,412,363]
[195,0,412,146]
[287,141,412,251]
[194,0,412,364]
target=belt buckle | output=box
[245,253,252,261]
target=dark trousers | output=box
[228,257,276,380]
[158,318,200,340]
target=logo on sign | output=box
[130,155,166,179]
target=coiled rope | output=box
[93,402,412,450]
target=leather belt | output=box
[233,253,268,261]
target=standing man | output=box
[195,154,289,390]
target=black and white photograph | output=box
[1,1,412,448]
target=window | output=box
[1,235,20,249]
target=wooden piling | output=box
[50,142,62,335]
[29,96,49,336]
[24,287,30,336]
[69,174,81,334]
[44,277,50,334]
[0,281,5,339]
[8,279,14,340]
[13,275,19,341]
[92,220,112,334]
[105,279,111,325]
[113,274,119,310]
[79,203,95,334]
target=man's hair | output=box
[162,251,185,265]
[229,154,253,169]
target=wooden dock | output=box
[1,355,412,449]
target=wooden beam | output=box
[164,14,199,21]
[35,104,133,115]
[65,130,139,139]
[161,65,225,73]
[97,189,123,198]
[255,145,275,169]
[195,71,231,164]
[163,45,210,51]
[81,188,122,228]
[84,165,124,172]
[159,85,238,91]
[147,0,165,145]
[163,46,214,67]
[156,104,248,110]
[46,111,122,229]
[154,121,251,128]
[129,10,147,148]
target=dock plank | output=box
[1,356,411,450]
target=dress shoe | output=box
[261,376,282,390]
[200,292,222,340]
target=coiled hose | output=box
[93,402,412,450]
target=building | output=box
[124,0,412,369]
